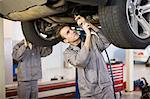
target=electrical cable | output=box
[74,15,117,99]
[85,29,117,99]
[104,50,117,99]
[91,29,117,99]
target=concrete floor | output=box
[112,63,150,99]
[118,91,141,99]
[9,63,149,99]
[43,63,150,99]
[118,62,150,99]
[134,62,150,83]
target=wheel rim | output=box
[126,0,150,39]
[33,19,58,41]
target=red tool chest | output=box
[107,62,125,93]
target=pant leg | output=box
[81,86,114,99]
[30,80,38,99]
[98,85,115,99]
[18,81,31,99]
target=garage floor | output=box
[119,62,150,99]
[43,91,141,99]
[134,62,150,83]
[8,63,150,99]
[113,63,149,99]
[118,91,141,99]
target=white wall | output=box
[102,44,125,63]
[4,20,127,84]
[41,42,64,82]
[4,38,13,84]
[102,44,126,82]
[41,42,75,82]
[4,19,24,84]
[4,20,74,84]
[4,19,14,84]
[0,17,6,99]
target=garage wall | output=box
[4,20,73,84]
[102,44,126,82]
[102,44,125,63]
[4,19,14,84]
[41,42,65,82]
[4,20,24,84]
[41,42,75,82]
[4,20,126,84]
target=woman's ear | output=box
[63,39,68,43]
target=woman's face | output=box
[60,26,80,43]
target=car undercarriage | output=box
[0,0,149,48]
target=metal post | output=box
[0,18,6,98]
[125,49,134,91]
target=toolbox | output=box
[107,62,125,93]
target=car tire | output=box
[21,20,61,47]
[98,0,150,49]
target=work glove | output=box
[24,39,32,50]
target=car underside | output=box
[0,0,150,48]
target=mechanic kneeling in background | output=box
[12,39,52,99]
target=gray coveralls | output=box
[12,40,52,99]
[64,31,114,99]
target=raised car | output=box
[0,0,149,48]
